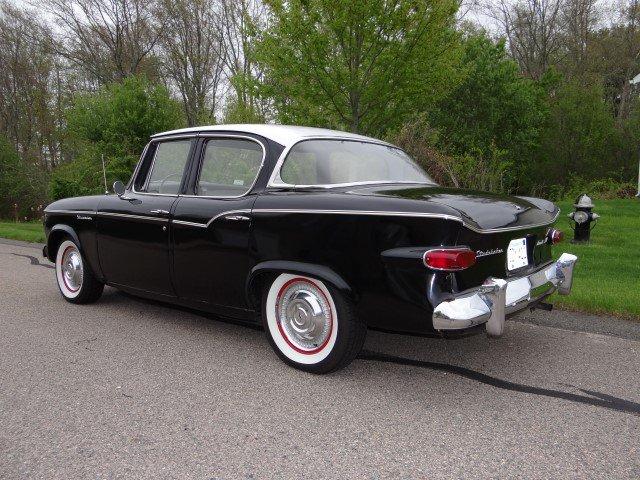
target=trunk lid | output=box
[347,185,558,232]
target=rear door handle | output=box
[150,209,170,216]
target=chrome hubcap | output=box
[61,247,83,291]
[277,281,332,351]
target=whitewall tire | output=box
[55,239,104,304]
[262,273,366,373]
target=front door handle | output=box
[150,209,170,216]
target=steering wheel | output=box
[158,172,183,194]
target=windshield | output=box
[278,139,434,186]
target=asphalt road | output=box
[1,239,639,479]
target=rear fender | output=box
[246,261,355,310]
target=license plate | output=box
[507,238,529,271]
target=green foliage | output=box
[394,34,546,193]
[548,175,637,201]
[255,0,461,135]
[434,35,544,158]
[0,221,45,243]
[531,81,623,193]
[50,76,184,199]
[555,199,640,319]
[0,135,47,219]
[434,34,545,192]
[222,96,265,124]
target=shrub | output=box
[0,135,48,219]
[549,175,637,201]
[50,76,184,199]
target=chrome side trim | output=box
[207,209,252,226]
[171,209,254,229]
[274,180,434,190]
[45,209,96,215]
[250,208,560,234]
[172,219,208,228]
[97,212,168,223]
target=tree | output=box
[0,134,47,219]
[255,0,461,136]
[534,81,623,190]
[41,0,163,86]
[51,76,184,199]
[397,33,546,192]
[559,0,600,78]
[487,0,562,80]
[0,2,63,171]
[157,0,226,126]
[219,0,271,120]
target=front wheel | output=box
[262,273,366,374]
[55,239,104,304]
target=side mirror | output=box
[113,180,125,196]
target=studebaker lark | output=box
[43,124,577,373]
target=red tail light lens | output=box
[423,248,476,271]
[547,229,563,245]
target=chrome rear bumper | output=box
[432,253,578,336]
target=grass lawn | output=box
[554,199,640,320]
[0,221,45,243]
[0,199,638,319]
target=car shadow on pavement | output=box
[101,287,640,417]
[357,350,640,416]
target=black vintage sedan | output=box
[43,125,577,373]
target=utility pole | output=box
[629,74,640,197]
[637,160,640,197]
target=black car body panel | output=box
[44,125,563,336]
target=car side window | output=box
[196,138,263,197]
[142,140,192,194]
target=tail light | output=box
[547,228,563,245]
[423,248,476,271]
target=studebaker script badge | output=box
[476,248,504,258]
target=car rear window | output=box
[279,139,433,186]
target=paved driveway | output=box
[1,239,638,479]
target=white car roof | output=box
[151,124,392,148]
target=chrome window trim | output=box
[127,142,150,191]
[133,137,195,197]
[185,134,267,200]
[266,137,432,189]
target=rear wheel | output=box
[55,239,104,304]
[262,273,366,374]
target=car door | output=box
[171,135,266,314]
[97,137,195,295]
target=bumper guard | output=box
[432,253,578,336]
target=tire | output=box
[55,239,104,304]
[262,273,366,374]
